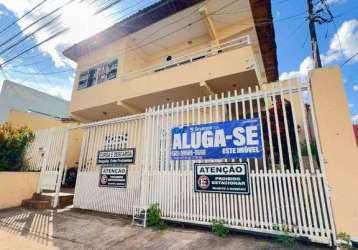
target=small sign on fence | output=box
[171,118,262,160]
[99,166,127,188]
[97,148,135,164]
[194,162,249,194]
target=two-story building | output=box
[63,0,278,122]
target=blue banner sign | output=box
[171,118,263,160]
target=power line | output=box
[10,68,73,75]
[2,0,307,75]
[341,52,358,67]
[2,0,189,70]
[94,0,125,15]
[0,0,75,49]
[0,14,62,56]
[3,0,228,72]
[0,0,118,68]
[0,28,70,67]
[0,0,48,35]
[106,0,152,17]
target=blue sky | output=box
[0,0,357,123]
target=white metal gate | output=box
[26,127,67,192]
[141,80,336,245]
[26,80,336,245]
[73,114,145,215]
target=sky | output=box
[0,0,357,123]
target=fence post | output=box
[36,128,53,193]
[53,129,69,208]
[310,66,358,238]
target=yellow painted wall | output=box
[8,110,74,130]
[0,172,39,209]
[70,46,255,115]
[8,110,83,169]
[68,10,261,121]
[65,128,84,168]
[310,67,358,237]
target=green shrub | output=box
[273,224,296,248]
[337,232,355,250]
[0,123,34,171]
[212,220,229,237]
[147,203,167,230]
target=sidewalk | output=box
[0,207,330,250]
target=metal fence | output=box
[140,80,335,245]
[26,80,336,245]
[26,127,67,191]
[73,114,145,215]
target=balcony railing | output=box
[123,35,251,81]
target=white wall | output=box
[0,80,70,124]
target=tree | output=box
[0,123,35,171]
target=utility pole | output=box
[307,0,322,68]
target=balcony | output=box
[70,36,259,122]
[123,36,251,81]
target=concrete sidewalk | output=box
[0,207,330,250]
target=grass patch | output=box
[211,220,229,237]
[147,203,167,230]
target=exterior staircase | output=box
[22,192,74,209]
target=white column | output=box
[53,129,69,208]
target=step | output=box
[22,199,51,209]
[31,193,52,201]
[22,192,74,209]
[41,193,74,209]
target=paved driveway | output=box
[0,207,330,250]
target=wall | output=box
[0,172,39,209]
[0,80,69,124]
[65,128,84,168]
[68,7,262,122]
[8,110,72,130]
[310,66,358,237]
[70,46,255,115]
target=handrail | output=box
[123,35,250,81]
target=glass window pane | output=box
[107,59,118,80]
[78,71,89,90]
[97,63,107,84]
[87,68,97,87]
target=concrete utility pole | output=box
[307,0,322,68]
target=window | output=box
[87,68,97,87]
[107,59,118,80]
[78,71,89,89]
[104,133,128,150]
[77,58,118,90]
[97,63,107,84]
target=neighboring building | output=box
[354,124,358,146]
[0,80,72,129]
[63,0,278,122]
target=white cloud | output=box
[328,19,358,63]
[279,56,313,81]
[353,85,358,91]
[326,0,343,4]
[352,114,358,125]
[348,103,354,108]
[280,19,358,81]
[0,0,116,68]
